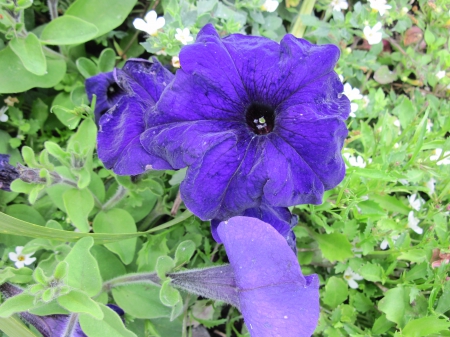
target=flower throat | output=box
[245,102,275,135]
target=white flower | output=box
[362,96,370,108]
[133,10,165,36]
[426,178,436,194]
[261,0,279,12]
[330,0,348,12]
[394,143,400,149]
[398,179,409,185]
[175,28,194,45]
[343,83,363,117]
[363,22,383,45]
[407,193,423,211]
[338,74,344,82]
[344,267,364,289]
[368,0,392,16]
[155,49,167,56]
[0,106,8,122]
[8,246,36,269]
[426,119,433,132]
[172,56,181,68]
[407,211,422,235]
[430,148,450,165]
[380,234,400,250]
[344,153,367,168]
[436,70,446,80]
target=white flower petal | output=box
[144,10,157,24]
[155,17,165,29]
[8,252,18,262]
[133,18,149,33]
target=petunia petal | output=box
[218,216,319,337]
[98,98,162,175]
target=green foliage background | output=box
[0,0,449,336]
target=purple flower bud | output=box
[0,154,19,191]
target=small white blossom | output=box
[362,96,370,108]
[261,0,279,12]
[175,28,194,45]
[344,267,364,289]
[344,153,367,168]
[0,106,8,122]
[436,70,446,80]
[8,246,36,269]
[172,56,181,68]
[363,22,383,45]
[330,0,348,12]
[407,211,422,235]
[155,49,167,56]
[407,193,423,211]
[338,74,344,82]
[380,234,400,250]
[343,83,363,117]
[426,119,433,132]
[430,148,450,165]
[133,10,165,36]
[368,0,392,16]
[426,178,436,194]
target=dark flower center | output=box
[245,102,275,135]
[106,83,123,103]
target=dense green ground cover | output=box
[0,0,449,336]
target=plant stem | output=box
[102,185,127,211]
[290,0,317,38]
[47,0,59,20]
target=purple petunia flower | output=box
[86,71,124,123]
[96,58,174,175]
[170,216,319,337]
[0,154,19,191]
[210,204,298,252]
[140,24,350,222]
[0,283,124,337]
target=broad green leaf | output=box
[40,15,98,45]
[160,280,181,307]
[0,293,35,317]
[0,267,32,284]
[322,276,348,308]
[63,237,102,296]
[0,316,38,337]
[378,287,412,327]
[374,65,397,84]
[57,290,103,319]
[174,240,196,266]
[0,210,192,244]
[397,249,427,263]
[93,209,137,265]
[91,245,126,281]
[98,48,116,72]
[359,263,383,282]
[65,0,137,38]
[51,92,80,129]
[79,303,137,337]
[9,33,46,75]
[156,256,175,280]
[5,204,46,226]
[67,118,97,154]
[436,282,450,314]
[313,232,353,262]
[63,188,94,233]
[372,314,395,335]
[0,46,66,94]
[112,284,171,319]
[402,316,450,337]
[76,57,98,79]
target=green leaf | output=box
[0,46,66,94]
[57,290,103,319]
[63,237,102,296]
[112,284,172,319]
[9,33,47,75]
[0,316,38,337]
[397,249,427,263]
[174,240,196,266]
[0,267,33,284]
[0,293,35,317]
[63,188,94,233]
[67,118,97,154]
[359,263,383,282]
[402,316,450,337]
[322,276,348,308]
[93,209,137,265]
[40,15,99,45]
[436,282,450,314]
[160,280,181,307]
[54,261,69,280]
[65,0,137,38]
[0,210,192,244]
[76,57,99,78]
[79,303,137,337]
[98,48,116,73]
[374,65,397,84]
[156,256,175,280]
[51,92,80,129]
[378,287,412,327]
[313,232,353,262]
[5,204,45,226]
[371,314,395,335]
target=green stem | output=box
[102,185,127,211]
[290,0,317,38]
